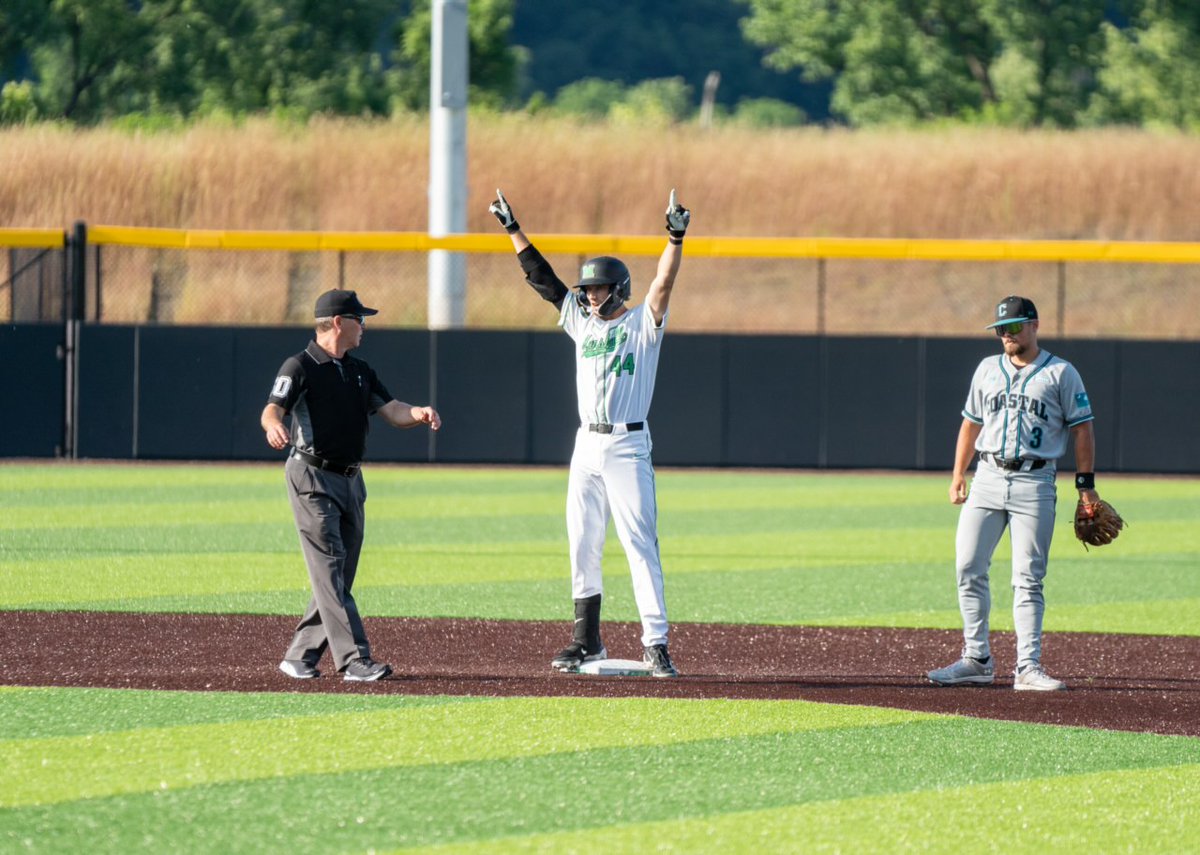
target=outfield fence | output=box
[5,226,1200,338]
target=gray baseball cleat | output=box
[551,641,607,672]
[927,656,994,686]
[643,644,679,678]
[1013,664,1067,691]
[342,657,392,682]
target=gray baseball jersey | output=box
[963,350,1094,462]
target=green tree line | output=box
[2,0,1200,128]
[0,0,518,123]
[740,0,1200,128]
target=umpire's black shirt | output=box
[268,341,393,465]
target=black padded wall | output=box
[723,335,822,467]
[12,324,1200,473]
[1,324,64,457]
[823,337,921,468]
[432,330,532,463]
[1115,341,1200,473]
[77,325,135,459]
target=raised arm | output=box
[646,189,690,325]
[489,188,530,252]
[489,188,567,309]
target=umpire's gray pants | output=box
[955,463,1057,670]
[283,456,371,672]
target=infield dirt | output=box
[2,611,1196,737]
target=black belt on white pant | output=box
[980,452,1047,472]
[292,448,361,477]
[587,422,644,434]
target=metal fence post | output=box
[817,257,827,335]
[63,220,87,458]
[93,243,102,322]
[1057,261,1066,337]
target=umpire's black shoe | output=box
[643,644,679,678]
[551,641,607,672]
[278,659,320,679]
[343,657,392,682]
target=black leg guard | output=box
[573,594,602,651]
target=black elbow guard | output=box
[518,245,568,304]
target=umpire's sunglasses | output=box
[994,321,1025,336]
[339,314,365,325]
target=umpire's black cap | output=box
[986,295,1038,328]
[314,289,379,319]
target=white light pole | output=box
[428,0,468,329]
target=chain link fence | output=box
[2,230,70,323]
[5,228,1200,339]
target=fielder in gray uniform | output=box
[929,295,1104,691]
[489,188,690,678]
[261,289,441,682]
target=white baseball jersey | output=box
[560,301,665,425]
[962,350,1093,462]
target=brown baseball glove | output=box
[1074,498,1126,549]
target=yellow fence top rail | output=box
[71,226,1200,264]
[0,228,66,249]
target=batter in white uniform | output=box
[929,296,1102,691]
[489,188,690,677]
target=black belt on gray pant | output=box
[292,449,361,477]
[587,422,644,434]
[980,452,1046,472]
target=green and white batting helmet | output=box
[576,256,631,316]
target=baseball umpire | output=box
[488,188,690,678]
[261,288,440,681]
[928,295,1103,691]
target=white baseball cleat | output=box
[1013,664,1067,691]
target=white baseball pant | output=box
[566,425,668,647]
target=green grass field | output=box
[1,463,1198,853]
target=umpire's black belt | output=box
[981,452,1046,472]
[292,449,361,477]
[588,422,644,434]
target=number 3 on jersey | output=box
[609,353,635,376]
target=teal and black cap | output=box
[986,295,1038,329]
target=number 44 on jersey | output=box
[610,354,635,376]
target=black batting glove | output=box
[665,188,690,244]
[489,188,520,233]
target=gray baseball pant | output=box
[283,456,371,671]
[954,463,1057,670]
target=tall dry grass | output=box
[4,115,1200,240]
[5,116,1200,336]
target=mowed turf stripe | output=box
[0,687,476,739]
[2,466,1195,634]
[0,696,930,807]
[3,719,1197,854]
[3,554,315,608]
[1047,598,1200,636]
[410,763,1200,854]
[834,596,1200,635]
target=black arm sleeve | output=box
[518,245,568,308]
